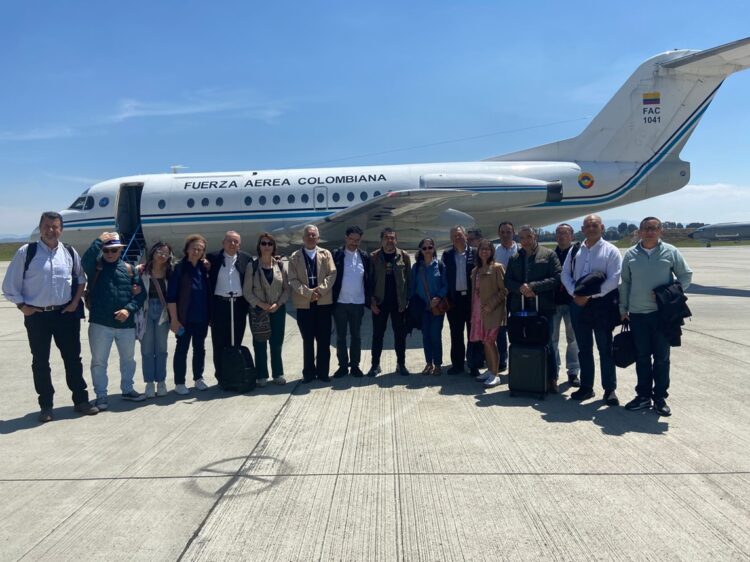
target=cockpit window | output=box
[68,196,94,211]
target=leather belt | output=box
[39,304,66,311]
[214,295,237,301]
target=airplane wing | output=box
[274,176,562,247]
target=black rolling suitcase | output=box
[219,293,257,393]
[508,297,549,399]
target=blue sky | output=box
[2,1,749,235]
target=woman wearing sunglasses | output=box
[470,239,507,387]
[243,233,290,386]
[410,238,448,375]
[136,242,173,398]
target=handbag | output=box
[612,321,636,368]
[421,264,450,316]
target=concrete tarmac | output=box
[1,247,749,561]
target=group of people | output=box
[3,211,692,423]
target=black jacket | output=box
[553,245,574,305]
[505,245,561,316]
[653,282,692,346]
[206,250,253,314]
[441,246,478,300]
[332,247,371,307]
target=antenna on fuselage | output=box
[171,165,188,174]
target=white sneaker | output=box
[475,371,491,382]
[156,382,168,397]
[273,376,287,385]
[194,378,209,391]
[484,375,501,387]
[145,382,155,398]
[257,378,267,387]
[175,384,190,395]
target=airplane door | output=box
[115,183,143,238]
[313,186,328,210]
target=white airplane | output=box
[51,37,750,258]
[689,222,750,246]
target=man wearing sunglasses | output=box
[619,217,692,417]
[207,231,254,386]
[82,232,147,410]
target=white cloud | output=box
[108,91,286,124]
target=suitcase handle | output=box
[228,291,237,347]
[520,295,539,314]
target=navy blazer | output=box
[441,246,478,299]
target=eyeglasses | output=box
[102,247,121,254]
[641,226,660,232]
[155,251,170,257]
[421,246,434,251]
[260,241,274,247]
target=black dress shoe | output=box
[74,402,99,416]
[318,375,331,382]
[604,390,620,406]
[447,366,464,375]
[653,398,672,416]
[38,409,53,423]
[367,366,382,377]
[396,364,410,376]
[568,374,581,387]
[469,368,481,377]
[350,366,364,377]
[333,367,348,378]
[570,388,595,401]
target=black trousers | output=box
[447,292,471,369]
[333,303,365,369]
[211,296,249,382]
[24,309,89,409]
[371,301,406,367]
[296,303,333,380]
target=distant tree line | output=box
[536,221,708,242]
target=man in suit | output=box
[288,225,338,382]
[441,226,480,375]
[207,230,254,385]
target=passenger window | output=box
[317,193,324,203]
[301,194,309,204]
[374,191,381,197]
[273,195,280,205]
[259,196,267,206]
[99,197,110,208]
[244,196,252,206]
[288,194,295,204]
[187,198,195,208]
[158,199,166,209]
[216,197,224,207]
[201,198,209,207]
[360,192,368,201]
[332,193,340,202]
[347,192,354,202]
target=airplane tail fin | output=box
[486,37,750,164]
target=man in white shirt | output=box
[332,226,371,378]
[207,231,254,386]
[561,215,623,405]
[494,221,518,371]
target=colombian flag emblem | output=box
[578,172,595,189]
[642,92,661,105]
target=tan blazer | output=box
[288,247,337,309]
[243,260,290,308]
[472,263,507,329]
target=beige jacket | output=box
[472,263,507,329]
[243,259,290,308]
[288,247,337,309]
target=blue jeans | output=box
[570,303,616,392]
[173,321,209,385]
[89,322,136,398]
[630,312,671,400]
[421,310,445,365]
[551,304,579,378]
[140,299,169,383]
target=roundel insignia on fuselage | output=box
[578,172,595,189]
